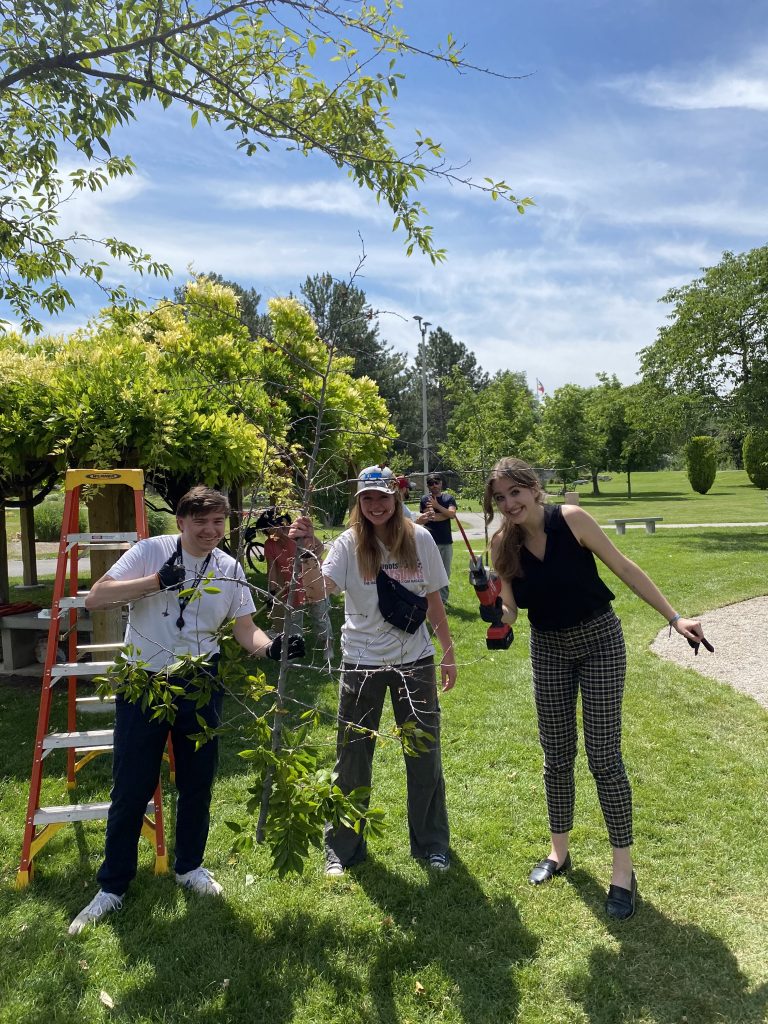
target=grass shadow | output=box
[108,887,349,1024]
[443,604,481,622]
[7,874,359,1024]
[355,853,539,1024]
[583,493,691,505]
[669,534,768,553]
[567,870,768,1024]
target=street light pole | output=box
[413,315,432,487]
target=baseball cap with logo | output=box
[356,465,397,494]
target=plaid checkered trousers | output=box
[530,608,632,848]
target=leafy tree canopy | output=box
[0,0,531,333]
[640,246,768,430]
[590,375,667,498]
[0,334,63,499]
[0,279,395,508]
[539,383,601,485]
[175,272,272,341]
[440,369,539,497]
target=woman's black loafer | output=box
[605,871,637,920]
[528,852,572,885]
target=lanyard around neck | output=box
[174,537,213,631]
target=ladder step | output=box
[42,729,114,751]
[59,593,91,611]
[34,800,156,825]
[50,661,116,678]
[66,532,138,544]
[76,643,126,654]
[69,543,130,552]
[45,593,90,614]
[75,696,116,713]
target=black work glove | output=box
[264,633,306,662]
[479,596,503,625]
[156,555,186,591]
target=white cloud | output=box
[368,243,673,388]
[649,241,720,269]
[477,110,768,244]
[609,51,768,111]
[54,168,152,238]
[221,180,389,221]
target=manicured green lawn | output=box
[1,526,767,1023]
[455,469,768,525]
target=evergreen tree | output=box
[397,326,489,471]
[299,273,408,408]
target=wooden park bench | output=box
[607,516,663,535]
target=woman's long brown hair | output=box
[482,457,546,580]
[349,487,418,580]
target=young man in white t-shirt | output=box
[69,486,304,935]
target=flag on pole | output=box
[536,379,545,395]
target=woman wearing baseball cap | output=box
[291,466,456,874]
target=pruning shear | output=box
[687,635,715,656]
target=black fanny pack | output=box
[376,569,428,634]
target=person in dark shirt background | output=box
[419,474,457,603]
[484,457,705,921]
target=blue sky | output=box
[16,0,768,393]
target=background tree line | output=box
[189,243,768,500]
[3,244,767,537]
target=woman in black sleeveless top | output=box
[484,458,705,920]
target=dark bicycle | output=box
[220,522,266,572]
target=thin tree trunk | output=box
[228,484,243,564]
[0,500,9,604]
[256,342,336,843]
[19,488,38,586]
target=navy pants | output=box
[97,668,223,895]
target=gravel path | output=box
[650,596,768,710]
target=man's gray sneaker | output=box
[175,866,223,895]
[68,889,124,935]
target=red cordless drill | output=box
[454,517,514,650]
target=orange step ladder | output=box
[17,469,168,887]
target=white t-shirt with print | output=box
[322,524,448,666]
[106,534,256,672]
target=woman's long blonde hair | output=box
[482,457,546,580]
[349,487,418,580]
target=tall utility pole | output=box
[413,315,431,486]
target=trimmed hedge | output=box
[743,428,768,489]
[35,500,172,541]
[34,500,87,541]
[685,435,717,494]
[146,507,173,536]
